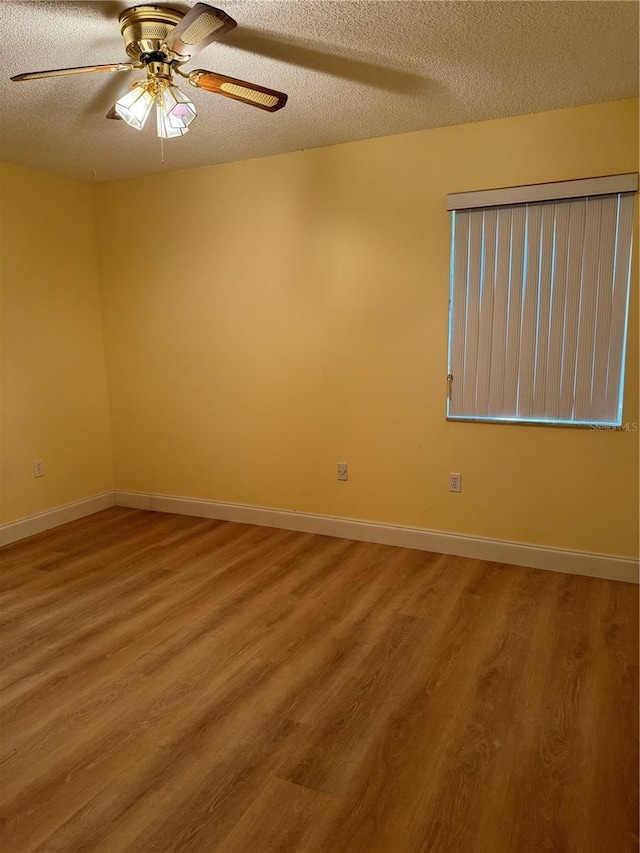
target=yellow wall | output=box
[94,98,639,558]
[5,99,635,557]
[0,163,113,522]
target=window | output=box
[446,173,637,426]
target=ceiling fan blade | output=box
[189,70,287,112]
[11,63,134,82]
[163,4,236,58]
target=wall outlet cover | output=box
[449,472,461,493]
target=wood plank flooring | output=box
[0,507,637,853]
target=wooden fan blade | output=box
[163,4,236,58]
[11,63,134,82]
[189,70,287,112]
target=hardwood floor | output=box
[0,507,637,853]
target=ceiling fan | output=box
[10,3,288,139]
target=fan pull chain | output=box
[160,133,165,165]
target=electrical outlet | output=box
[337,463,348,481]
[33,459,44,478]
[449,472,461,493]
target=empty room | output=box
[0,1,638,851]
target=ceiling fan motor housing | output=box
[119,5,184,62]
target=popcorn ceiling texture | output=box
[0,0,637,182]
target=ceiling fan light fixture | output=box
[11,4,288,144]
[114,82,154,130]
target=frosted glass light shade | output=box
[156,85,197,138]
[115,83,154,130]
[157,106,187,138]
[165,86,197,128]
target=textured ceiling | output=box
[0,0,637,182]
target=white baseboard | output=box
[114,490,639,585]
[3,489,636,584]
[0,492,115,547]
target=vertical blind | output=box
[447,191,635,425]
